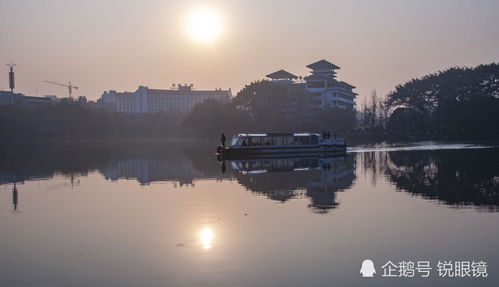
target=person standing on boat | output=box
[221,133,226,147]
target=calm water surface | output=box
[1,141,498,287]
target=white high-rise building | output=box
[304,59,356,110]
[266,59,357,110]
[100,85,231,114]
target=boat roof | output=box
[236,133,321,137]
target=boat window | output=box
[311,135,319,145]
[236,137,245,146]
[250,136,262,146]
[300,159,309,167]
[274,136,283,146]
[230,137,240,146]
[241,137,249,146]
[311,159,319,168]
[263,136,273,146]
[272,136,291,145]
[271,136,294,145]
[294,136,310,145]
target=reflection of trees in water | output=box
[230,156,355,213]
[359,151,390,186]
[361,149,499,211]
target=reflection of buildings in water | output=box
[0,170,83,190]
[0,151,224,188]
[0,172,22,212]
[0,180,20,212]
[1,173,85,213]
[229,156,355,213]
[0,146,356,213]
[12,182,18,212]
[99,157,218,186]
[0,171,52,186]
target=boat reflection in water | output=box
[220,155,355,213]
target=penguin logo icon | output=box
[360,259,376,277]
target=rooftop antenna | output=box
[6,62,17,93]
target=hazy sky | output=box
[1,0,498,102]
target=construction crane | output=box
[44,80,78,99]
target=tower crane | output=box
[43,80,78,99]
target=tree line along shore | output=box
[0,63,497,141]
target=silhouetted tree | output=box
[386,63,499,137]
[232,80,293,131]
[0,102,186,139]
[183,80,355,135]
[183,99,252,137]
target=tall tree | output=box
[385,63,499,137]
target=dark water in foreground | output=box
[1,141,498,287]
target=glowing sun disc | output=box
[186,8,222,43]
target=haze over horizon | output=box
[1,0,498,103]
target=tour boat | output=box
[216,133,346,158]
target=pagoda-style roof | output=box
[266,69,298,80]
[304,73,333,81]
[306,59,340,70]
[338,81,356,89]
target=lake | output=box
[1,140,498,287]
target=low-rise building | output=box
[44,95,61,103]
[0,90,53,106]
[0,90,23,105]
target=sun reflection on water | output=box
[200,227,214,250]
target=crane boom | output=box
[44,80,67,87]
[43,80,78,99]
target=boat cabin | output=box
[229,133,343,147]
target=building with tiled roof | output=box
[266,59,357,111]
[266,69,298,80]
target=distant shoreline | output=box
[1,134,498,147]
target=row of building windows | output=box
[115,94,229,113]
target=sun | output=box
[186,7,222,43]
